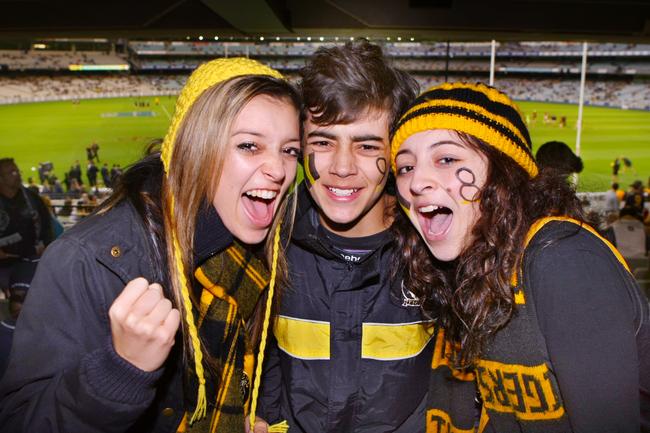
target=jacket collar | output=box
[193,201,234,268]
[291,182,393,263]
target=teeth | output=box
[418,204,440,213]
[328,187,358,197]
[245,189,277,200]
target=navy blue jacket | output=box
[0,200,232,433]
[259,186,433,433]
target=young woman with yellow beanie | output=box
[391,82,650,432]
[0,58,301,433]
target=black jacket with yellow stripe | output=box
[258,186,434,433]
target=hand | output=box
[244,416,269,433]
[0,249,19,260]
[109,277,181,372]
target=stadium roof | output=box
[0,0,649,42]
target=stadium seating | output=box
[0,41,649,109]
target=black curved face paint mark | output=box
[456,167,480,202]
[376,157,387,183]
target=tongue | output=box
[243,196,273,227]
[429,212,452,235]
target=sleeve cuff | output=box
[82,337,164,405]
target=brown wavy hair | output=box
[392,131,585,367]
[299,39,418,128]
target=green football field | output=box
[0,96,648,192]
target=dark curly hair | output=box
[392,131,585,368]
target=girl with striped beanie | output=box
[391,82,649,433]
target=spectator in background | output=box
[0,259,37,379]
[535,140,583,176]
[604,182,622,215]
[625,180,645,219]
[603,206,649,260]
[57,198,72,217]
[0,158,53,296]
[40,179,51,194]
[39,196,63,239]
[109,164,120,184]
[616,182,626,203]
[68,178,83,197]
[612,157,622,182]
[26,178,38,195]
[62,172,70,192]
[621,156,637,176]
[91,141,100,163]
[70,161,82,186]
[85,142,100,164]
[100,163,111,188]
[36,163,47,184]
[86,160,98,191]
[51,178,63,194]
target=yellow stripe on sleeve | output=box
[362,321,434,361]
[274,315,331,360]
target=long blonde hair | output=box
[162,74,299,364]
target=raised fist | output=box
[108,277,181,372]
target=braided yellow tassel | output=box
[249,224,289,432]
[171,227,208,424]
[269,420,290,432]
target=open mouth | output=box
[326,186,360,198]
[242,189,278,228]
[417,204,453,241]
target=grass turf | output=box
[0,96,176,186]
[0,97,648,192]
[519,100,650,192]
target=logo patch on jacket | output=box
[240,371,250,403]
[401,281,422,307]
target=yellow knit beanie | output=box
[161,57,283,172]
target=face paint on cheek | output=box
[375,157,388,192]
[396,188,412,216]
[456,167,481,204]
[303,152,320,189]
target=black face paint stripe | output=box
[304,152,320,188]
[308,152,320,180]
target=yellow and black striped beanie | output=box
[391,82,538,178]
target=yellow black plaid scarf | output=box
[178,241,269,433]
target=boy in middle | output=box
[257,40,433,433]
